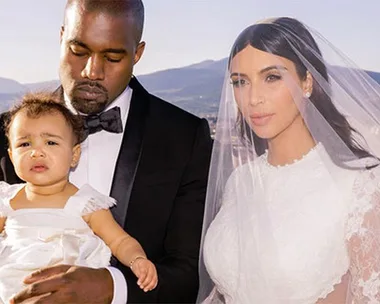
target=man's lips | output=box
[75,85,105,100]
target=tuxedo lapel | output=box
[109,77,149,227]
[53,82,148,226]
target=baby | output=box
[0,92,157,303]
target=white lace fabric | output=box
[203,144,380,304]
[346,168,380,304]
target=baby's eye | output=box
[47,141,58,146]
[18,142,30,148]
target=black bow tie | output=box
[83,106,123,136]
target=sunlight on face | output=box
[8,110,78,186]
[230,46,307,140]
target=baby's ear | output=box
[71,144,81,168]
[7,148,13,164]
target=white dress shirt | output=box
[65,86,132,304]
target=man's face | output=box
[59,6,145,114]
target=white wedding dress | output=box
[0,183,115,304]
[203,143,380,303]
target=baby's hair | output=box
[4,91,85,146]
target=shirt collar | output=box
[64,85,132,124]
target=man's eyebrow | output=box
[68,39,89,50]
[68,39,126,54]
[102,48,127,54]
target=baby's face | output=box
[8,110,79,186]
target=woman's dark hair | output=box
[5,91,85,146]
[230,17,378,168]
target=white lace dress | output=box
[203,144,380,303]
[0,183,115,304]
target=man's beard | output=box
[70,81,109,114]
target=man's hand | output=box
[10,265,114,304]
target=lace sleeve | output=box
[346,168,380,303]
[0,182,23,217]
[79,184,117,216]
[0,199,10,218]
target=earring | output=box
[304,92,311,98]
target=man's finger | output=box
[11,275,65,304]
[24,265,71,283]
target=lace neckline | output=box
[262,142,322,169]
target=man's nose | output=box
[81,54,105,81]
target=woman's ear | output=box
[71,144,81,168]
[303,71,313,97]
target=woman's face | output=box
[230,45,311,140]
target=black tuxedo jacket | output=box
[0,77,213,303]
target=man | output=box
[0,0,212,303]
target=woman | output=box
[198,17,380,303]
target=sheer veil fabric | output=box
[198,17,380,304]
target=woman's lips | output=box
[250,113,274,126]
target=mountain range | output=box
[1,58,379,117]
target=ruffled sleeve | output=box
[346,166,380,303]
[0,200,10,218]
[71,184,117,216]
[0,182,24,217]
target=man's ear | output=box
[71,144,81,168]
[60,25,65,44]
[134,41,146,65]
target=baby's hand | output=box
[130,257,158,292]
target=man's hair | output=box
[65,0,145,43]
[5,92,85,146]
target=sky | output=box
[1,0,380,84]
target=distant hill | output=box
[24,80,60,91]
[137,59,227,115]
[0,77,25,94]
[0,58,379,117]
[366,71,380,83]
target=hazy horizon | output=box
[2,1,380,83]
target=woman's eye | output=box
[231,79,248,87]
[266,74,281,82]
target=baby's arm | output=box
[0,217,5,233]
[86,209,158,292]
